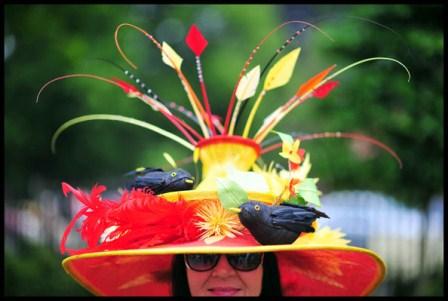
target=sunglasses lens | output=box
[185,254,219,271]
[227,253,263,271]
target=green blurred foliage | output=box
[5,238,92,296]
[4,4,283,202]
[269,4,443,210]
[390,267,444,296]
[7,5,441,209]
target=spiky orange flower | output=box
[195,200,243,244]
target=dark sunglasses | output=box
[184,253,264,272]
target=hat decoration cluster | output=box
[37,21,410,255]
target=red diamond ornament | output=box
[185,24,208,56]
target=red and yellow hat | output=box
[40,20,410,296]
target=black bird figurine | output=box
[230,201,329,245]
[125,167,195,195]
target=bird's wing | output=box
[280,202,329,218]
[271,206,316,233]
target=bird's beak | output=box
[185,179,194,184]
[229,207,241,213]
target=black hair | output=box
[171,252,282,296]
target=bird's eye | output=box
[254,205,261,211]
[170,172,177,177]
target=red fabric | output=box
[61,184,383,296]
[64,237,383,296]
[68,254,173,296]
[277,250,381,296]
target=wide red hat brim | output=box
[63,235,385,296]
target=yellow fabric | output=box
[195,139,261,191]
[161,190,277,204]
[62,241,384,261]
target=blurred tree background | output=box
[4,4,443,296]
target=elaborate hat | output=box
[40,20,410,296]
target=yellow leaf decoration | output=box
[264,48,301,91]
[161,42,183,70]
[236,65,260,101]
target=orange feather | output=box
[295,64,336,97]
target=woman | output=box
[48,19,407,296]
[59,183,386,297]
[172,252,281,296]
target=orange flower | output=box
[195,200,243,244]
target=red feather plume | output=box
[60,183,203,255]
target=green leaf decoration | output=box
[295,178,322,207]
[216,178,248,209]
[285,195,307,206]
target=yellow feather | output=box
[264,48,301,91]
[294,226,351,246]
[161,42,183,70]
[235,65,261,101]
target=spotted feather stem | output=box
[110,65,205,139]
[114,23,211,137]
[196,56,216,135]
[37,73,198,144]
[137,95,205,140]
[114,23,210,132]
[120,74,203,141]
[137,94,199,144]
[233,26,309,134]
[223,20,334,134]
